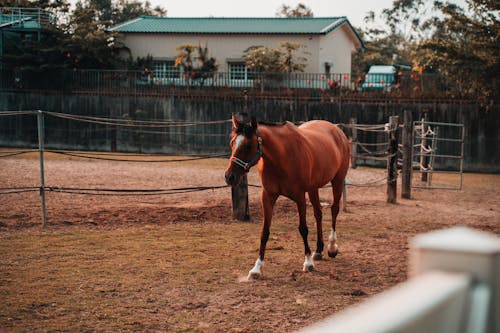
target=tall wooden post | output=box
[349,117,357,169]
[401,110,413,199]
[387,116,399,204]
[231,103,251,221]
[231,175,250,221]
[37,110,47,226]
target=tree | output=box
[279,42,308,73]
[244,42,308,73]
[243,46,281,73]
[244,42,308,91]
[112,0,167,25]
[351,31,412,78]
[174,43,218,85]
[276,3,313,17]
[414,0,499,107]
[63,1,125,69]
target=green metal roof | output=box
[109,17,351,35]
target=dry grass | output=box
[0,151,499,332]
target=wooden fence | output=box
[0,92,498,172]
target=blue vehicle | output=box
[361,65,398,92]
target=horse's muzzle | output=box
[224,170,240,187]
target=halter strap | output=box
[230,129,262,172]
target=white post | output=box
[296,227,500,333]
[410,227,500,333]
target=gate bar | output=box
[414,120,465,127]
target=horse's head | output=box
[224,115,262,187]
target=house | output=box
[0,7,53,70]
[109,16,364,87]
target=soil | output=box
[0,151,499,332]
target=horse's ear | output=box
[250,116,258,131]
[232,114,240,129]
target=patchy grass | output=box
[0,220,375,332]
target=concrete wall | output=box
[0,92,498,172]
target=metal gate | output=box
[412,120,465,190]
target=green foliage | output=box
[1,0,165,71]
[174,43,218,84]
[414,0,499,106]
[352,32,412,78]
[354,0,499,106]
[62,1,124,69]
[243,42,308,73]
[244,46,282,73]
[112,0,167,25]
[276,3,313,17]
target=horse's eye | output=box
[244,145,252,152]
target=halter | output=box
[230,129,262,172]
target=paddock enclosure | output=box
[1,151,499,332]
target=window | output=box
[153,60,180,79]
[229,62,255,80]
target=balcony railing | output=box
[0,7,54,29]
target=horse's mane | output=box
[258,120,291,126]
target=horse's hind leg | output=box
[308,189,324,261]
[328,173,346,258]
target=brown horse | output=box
[225,115,350,279]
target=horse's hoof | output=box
[328,244,339,258]
[303,264,314,272]
[312,252,323,261]
[328,250,338,258]
[247,272,262,280]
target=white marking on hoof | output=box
[328,229,339,257]
[247,258,263,280]
[303,254,315,272]
[328,244,339,258]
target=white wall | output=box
[318,25,358,74]
[120,30,361,74]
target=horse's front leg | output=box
[248,189,278,280]
[297,194,314,272]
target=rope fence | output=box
[1,109,414,225]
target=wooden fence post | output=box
[387,116,399,204]
[350,117,357,169]
[401,110,413,199]
[231,175,250,221]
[231,110,251,221]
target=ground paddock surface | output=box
[0,151,499,332]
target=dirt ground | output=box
[0,151,499,332]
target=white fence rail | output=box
[298,227,500,333]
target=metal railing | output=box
[0,68,457,98]
[412,120,465,190]
[0,7,55,28]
